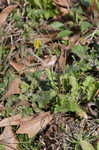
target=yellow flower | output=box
[34,39,42,49]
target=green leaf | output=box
[44,10,51,19]
[28,0,42,8]
[58,30,72,38]
[55,94,87,118]
[80,21,92,32]
[20,82,29,93]
[72,44,88,59]
[0,144,5,150]
[97,140,99,150]
[96,0,99,10]
[95,30,99,36]
[50,21,64,30]
[31,90,57,108]
[20,106,33,116]
[82,76,96,101]
[80,140,95,150]
[69,75,79,98]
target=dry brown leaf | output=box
[0,112,53,138]
[5,78,21,97]
[0,114,33,127]
[0,114,22,127]
[10,55,57,73]
[21,56,34,66]
[0,4,17,26]
[69,34,80,47]
[0,126,18,150]
[10,60,25,72]
[16,112,53,138]
[42,55,57,68]
[53,0,72,15]
[10,60,37,73]
[29,56,57,73]
[55,45,69,72]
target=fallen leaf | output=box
[42,55,57,68]
[69,34,80,47]
[0,4,17,27]
[53,0,72,15]
[21,56,34,66]
[0,114,33,127]
[16,112,53,138]
[0,112,53,138]
[5,78,21,97]
[28,55,57,73]
[10,60,25,72]
[0,114,22,127]
[0,126,18,150]
[55,45,69,72]
[10,59,37,73]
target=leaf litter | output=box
[16,112,53,138]
[0,0,99,150]
[0,126,18,150]
[0,112,53,138]
[5,78,21,97]
[0,4,18,27]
